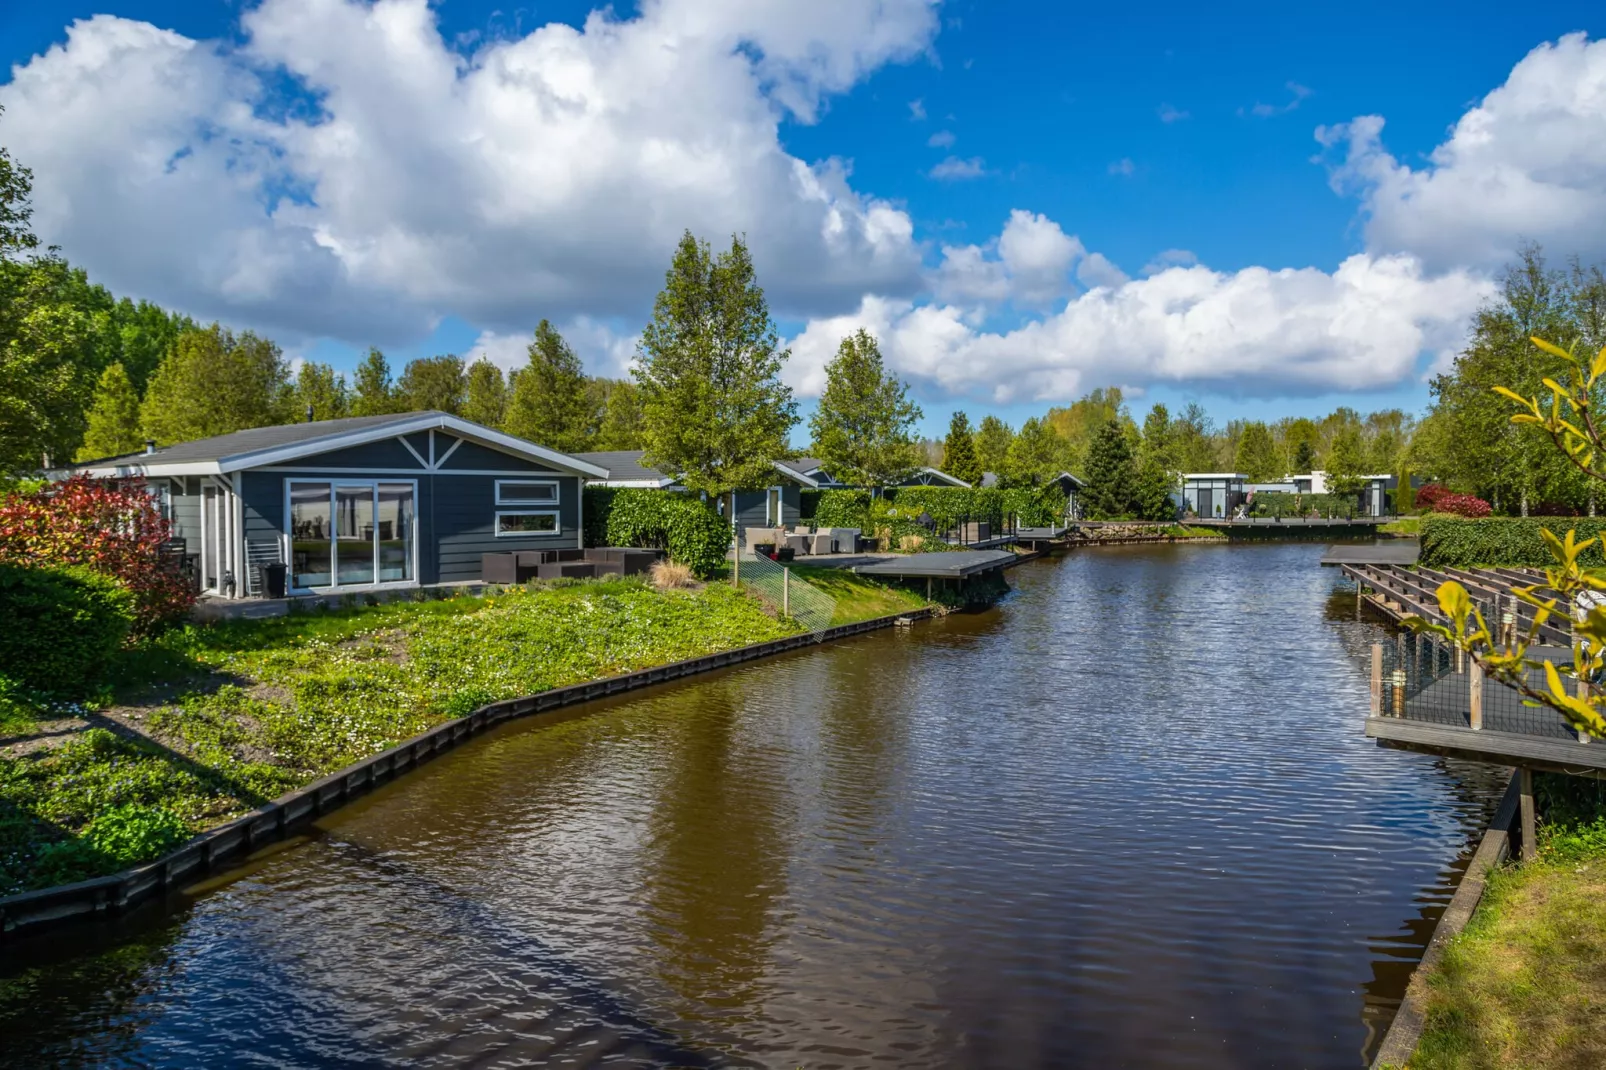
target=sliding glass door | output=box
[288,481,415,591]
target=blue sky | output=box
[3,1,1605,437]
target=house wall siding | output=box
[165,476,202,547]
[436,438,559,473]
[293,437,428,470]
[432,472,581,582]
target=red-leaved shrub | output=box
[0,476,193,634]
[1415,483,1449,510]
[1435,493,1492,518]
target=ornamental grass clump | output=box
[649,560,695,589]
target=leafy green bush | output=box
[1246,492,1358,519]
[814,489,872,528]
[1419,516,1606,568]
[0,564,135,696]
[80,804,191,865]
[603,489,731,577]
[811,486,1069,532]
[582,486,617,547]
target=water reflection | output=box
[0,543,1503,1069]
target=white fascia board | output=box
[71,461,223,478]
[773,461,819,488]
[919,467,971,488]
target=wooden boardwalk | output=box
[1341,561,1572,646]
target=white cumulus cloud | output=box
[1320,32,1606,272]
[0,0,935,344]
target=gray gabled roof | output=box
[66,411,609,479]
[572,450,678,486]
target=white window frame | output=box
[494,479,559,506]
[282,477,420,594]
[495,510,562,538]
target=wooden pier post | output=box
[1578,676,1592,745]
[1469,658,1484,730]
[733,548,740,588]
[1370,643,1383,718]
[1392,668,1406,717]
[1518,767,1537,863]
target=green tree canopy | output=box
[76,362,143,461]
[504,321,594,451]
[1002,416,1068,488]
[0,257,99,470]
[807,328,922,488]
[351,348,402,417]
[1082,418,1139,518]
[1324,425,1368,496]
[1171,402,1218,474]
[974,415,1013,478]
[0,105,38,261]
[1232,421,1282,481]
[1139,403,1174,471]
[942,410,982,485]
[139,325,289,446]
[594,378,645,450]
[287,361,350,422]
[1133,454,1178,521]
[634,231,797,497]
[397,355,466,415]
[461,358,509,428]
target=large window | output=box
[288,481,415,590]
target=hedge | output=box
[810,485,1069,532]
[0,564,135,696]
[1418,516,1606,569]
[589,488,732,578]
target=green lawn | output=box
[0,579,808,895]
[1408,781,1606,1070]
[780,563,932,624]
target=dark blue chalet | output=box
[70,412,608,600]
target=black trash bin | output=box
[262,562,288,599]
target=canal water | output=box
[0,543,1506,1069]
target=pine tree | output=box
[941,411,982,485]
[634,232,797,496]
[76,362,144,460]
[1291,439,1316,474]
[287,361,350,422]
[140,324,289,445]
[974,415,1013,479]
[461,359,509,428]
[808,329,922,488]
[1133,454,1178,521]
[503,320,594,452]
[1139,403,1174,470]
[1082,418,1139,518]
[594,378,645,450]
[351,348,401,417]
[397,355,466,415]
[1232,421,1282,481]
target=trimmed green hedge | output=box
[1419,516,1606,568]
[0,564,134,697]
[596,488,732,578]
[811,485,1068,532]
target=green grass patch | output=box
[1378,516,1423,537]
[781,564,931,625]
[1161,525,1224,539]
[0,579,803,895]
[1411,776,1606,1069]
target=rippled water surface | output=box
[1,543,1507,1068]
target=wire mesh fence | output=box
[736,551,837,635]
[1372,628,1587,741]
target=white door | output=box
[200,485,229,594]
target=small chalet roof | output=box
[1182,472,1250,480]
[67,411,608,479]
[1054,471,1086,489]
[573,450,679,487]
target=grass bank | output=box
[1407,776,1606,1069]
[0,573,929,896]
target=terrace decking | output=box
[850,549,1017,579]
[1344,557,1606,775]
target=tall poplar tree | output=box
[942,411,982,485]
[974,415,1013,479]
[461,358,509,428]
[634,232,797,496]
[397,355,466,415]
[594,378,645,450]
[808,329,922,488]
[351,348,401,417]
[287,361,350,422]
[76,362,144,460]
[140,325,289,445]
[504,320,593,451]
[1232,421,1282,480]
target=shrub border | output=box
[0,605,937,941]
[1369,771,1520,1070]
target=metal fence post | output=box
[782,567,790,617]
[1518,767,1537,863]
[1469,657,1484,730]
